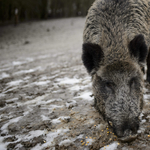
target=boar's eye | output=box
[129,77,138,88]
[104,81,115,93]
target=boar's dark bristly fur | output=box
[82,0,150,142]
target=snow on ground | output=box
[0,18,150,150]
[100,142,118,150]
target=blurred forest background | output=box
[0,0,95,25]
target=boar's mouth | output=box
[107,119,139,142]
[118,134,138,142]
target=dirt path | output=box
[0,18,150,150]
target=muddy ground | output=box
[0,18,150,150]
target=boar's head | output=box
[82,35,148,142]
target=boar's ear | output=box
[82,43,104,74]
[129,34,148,63]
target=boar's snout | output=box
[113,118,139,142]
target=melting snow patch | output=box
[56,77,81,85]
[22,94,48,105]
[14,143,23,149]
[89,119,95,124]
[49,104,64,111]
[21,130,45,141]
[70,85,81,91]
[144,94,150,100]
[41,115,50,121]
[138,127,146,134]
[0,93,5,97]
[141,119,146,124]
[14,69,35,75]
[59,139,73,147]
[3,87,18,94]
[51,116,70,124]
[34,81,50,86]
[13,67,42,75]
[82,76,91,84]
[25,57,34,62]
[6,97,19,103]
[66,100,77,108]
[12,61,25,66]
[0,72,10,80]
[0,137,7,150]
[1,116,22,134]
[70,84,91,91]
[12,58,34,66]
[31,128,69,150]
[139,113,144,120]
[7,80,23,87]
[100,142,118,150]
[77,134,84,139]
[85,138,94,145]
[75,92,93,101]
[45,99,62,104]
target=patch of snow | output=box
[143,87,148,93]
[18,94,48,106]
[45,99,62,104]
[82,76,91,84]
[138,127,145,134]
[75,92,93,101]
[51,116,70,124]
[59,139,73,147]
[139,113,144,120]
[143,94,150,100]
[0,67,12,72]
[21,130,45,141]
[6,98,19,103]
[37,55,50,59]
[89,119,95,124]
[85,138,94,145]
[25,57,34,62]
[14,69,35,75]
[0,72,10,80]
[34,81,50,86]
[0,137,7,150]
[24,76,31,80]
[56,77,81,85]
[41,115,50,121]
[14,143,23,149]
[3,87,18,94]
[0,93,5,97]
[70,84,91,91]
[31,128,69,150]
[70,85,81,91]
[1,116,22,134]
[141,119,146,124]
[12,58,34,66]
[7,79,23,87]
[13,67,42,75]
[51,116,69,124]
[76,134,84,139]
[100,142,118,150]
[49,74,59,79]
[96,124,105,131]
[66,100,77,108]
[40,76,48,80]
[49,105,64,110]
[13,61,25,66]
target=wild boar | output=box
[82,0,150,142]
